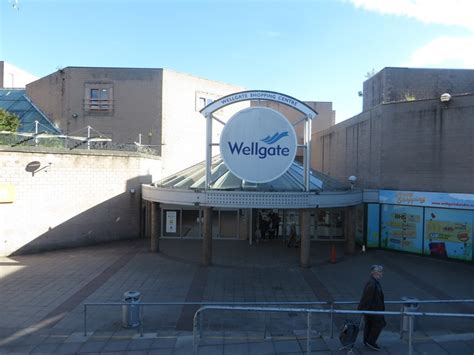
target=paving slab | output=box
[148,349,173,355]
[223,342,249,355]
[437,341,473,355]
[102,339,130,352]
[247,341,275,355]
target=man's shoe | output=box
[366,342,381,351]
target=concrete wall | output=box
[312,94,474,193]
[160,69,247,176]
[363,67,474,111]
[0,148,161,256]
[27,67,164,148]
[252,100,335,161]
[25,71,64,128]
[1,61,38,88]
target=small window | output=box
[89,88,110,110]
[199,97,207,109]
[195,92,216,111]
[85,84,113,113]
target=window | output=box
[84,84,113,113]
[199,97,207,110]
[195,92,215,111]
[90,88,109,109]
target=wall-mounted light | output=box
[440,93,451,103]
[130,188,136,194]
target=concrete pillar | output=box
[150,202,160,252]
[144,201,151,239]
[202,207,213,266]
[344,206,356,255]
[300,209,311,268]
[139,201,146,239]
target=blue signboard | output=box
[380,190,474,210]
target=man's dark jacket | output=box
[358,276,385,312]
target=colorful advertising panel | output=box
[424,208,473,261]
[367,204,380,248]
[380,190,474,210]
[381,204,424,253]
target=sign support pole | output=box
[304,115,312,191]
[205,114,212,190]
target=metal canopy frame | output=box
[199,90,317,192]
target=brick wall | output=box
[0,148,161,256]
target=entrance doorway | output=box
[253,208,346,244]
[255,209,283,242]
[160,206,240,239]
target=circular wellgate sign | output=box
[220,107,297,183]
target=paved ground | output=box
[0,238,473,354]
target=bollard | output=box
[307,312,312,355]
[330,302,334,338]
[329,244,337,263]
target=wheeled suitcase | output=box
[339,318,363,349]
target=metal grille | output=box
[206,192,311,208]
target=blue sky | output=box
[1,0,473,122]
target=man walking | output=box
[358,264,386,351]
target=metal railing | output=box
[327,299,474,338]
[82,299,474,355]
[83,301,328,337]
[192,304,474,355]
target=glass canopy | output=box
[155,156,347,192]
[0,89,60,134]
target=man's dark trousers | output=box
[363,315,385,345]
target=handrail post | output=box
[408,315,414,355]
[193,310,199,355]
[199,310,203,339]
[263,311,267,339]
[330,302,334,338]
[306,311,311,355]
[140,304,144,337]
[83,304,87,336]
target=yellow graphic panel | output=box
[426,221,471,243]
[0,183,15,203]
